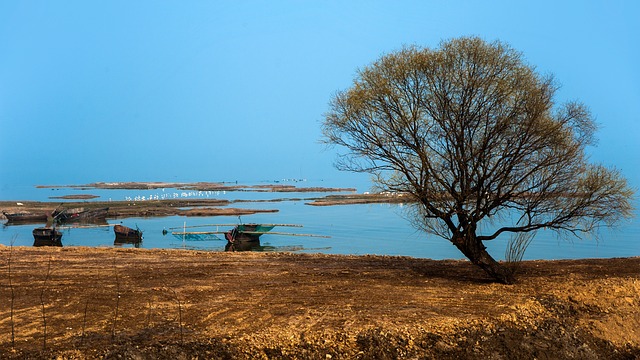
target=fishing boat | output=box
[3,211,48,223]
[114,224,143,242]
[33,227,63,247]
[170,222,329,252]
[223,224,277,251]
[55,207,109,223]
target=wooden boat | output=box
[33,227,63,247]
[3,211,48,223]
[55,207,109,223]
[114,224,143,242]
[224,224,276,251]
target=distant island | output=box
[36,181,358,193]
[48,194,100,200]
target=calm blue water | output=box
[1,182,638,260]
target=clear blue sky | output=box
[1,1,638,191]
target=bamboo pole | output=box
[167,223,303,230]
[254,231,331,238]
[171,231,227,235]
[171,230,330,238]
[57,224,114,230]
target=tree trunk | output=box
[452,234,515,284]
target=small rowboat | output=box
[3,211,48,223]
[33,227,63,247]
[114,224,143,242]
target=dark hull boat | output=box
[56,207,109,224]
[33,227,63,247]
[3,207,108,225]
[224,224,276,251]
[3,211,48,224]
[114,224,143,245]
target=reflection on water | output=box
[114,237,143,248]
[226,241,309,252]
[225,239,261,251]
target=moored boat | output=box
[33,227,63,247]
[114,224,143,242]
[55,207,109,223]
[224,224,276,251]
[3,211,48,223]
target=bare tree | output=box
[323,37,634,284]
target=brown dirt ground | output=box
[1,247,639,359]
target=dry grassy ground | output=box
[1,246,639,359]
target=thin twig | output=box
[40,256,53,351]
[146,298,153,329]
[111,256,120,342]
[8,235,17,348]
[170,287,184,344]
[81,295,90,346]
[505,232,534,275]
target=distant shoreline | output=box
[48,194,100,200]
[0,182,410,221]
[34,181,358,193]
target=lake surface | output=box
[1,182,638,260]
